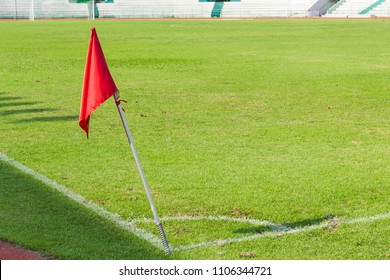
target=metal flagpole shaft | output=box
[113,92,171,254]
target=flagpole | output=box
[113,92,171,254]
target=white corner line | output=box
[2,152,390,253]
[0,152,164,251]
[173,213,390,251]
[134,212,390,252]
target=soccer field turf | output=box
[0,19,389,259]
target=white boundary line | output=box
[136,213,390,251]
[0,152,164,251]
[1,152,390,253]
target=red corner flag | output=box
[79,27,118,137]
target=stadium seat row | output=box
[1,0,389,19]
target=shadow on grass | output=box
[233,216,330,236]
[0,161,171,260]
[233,226,274,235]
[0,101,40,108]
[0,92,37,107]
[283,216,329,229]
[0,108,58,116]
[14,115,79,123]
[0,96,22,102]
[0,92,77,123]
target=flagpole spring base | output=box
[157,223,171,254]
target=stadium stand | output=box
[369,0,390,16]
[0,0,31,19]
[111,0,214,18]
[33,0,89,18]
[326,0,390,17]
[96,1,115,18]
[0,0,88,19]
[222,0,319,18]
[1,0,389,19]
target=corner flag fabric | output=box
[79,27,118,137]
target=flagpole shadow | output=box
[233,216,332,235]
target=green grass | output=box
[0,161,168,259]
[0,19,389,259]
